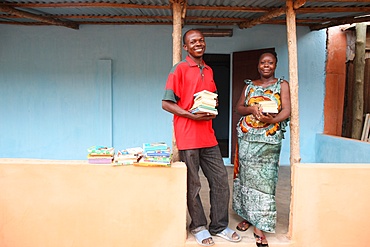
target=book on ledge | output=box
[258,100,278,114]
[87,145,114,164]
[134,142,171,167]
[143,142,168,152]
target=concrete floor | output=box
[185,165,292,246]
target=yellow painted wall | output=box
[0,159,187,247]
[2,160,370,247]
[290,163,370,247]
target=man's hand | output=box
[191,112,217,121]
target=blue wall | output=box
[315,134,370,163]
[0,24,326,164]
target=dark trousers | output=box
[179,145,230,235]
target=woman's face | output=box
[258,53,277,78]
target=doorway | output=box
[203,54,231,158]
[231,48,276,162]
[204,48,276,160]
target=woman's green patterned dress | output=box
[232,78,289,233]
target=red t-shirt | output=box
[163,56,218,150]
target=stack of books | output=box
[113,147,143,166]
[258,100,278,113]
[87,145,114,164]
[135,142,171,167]
[190,90,218,115]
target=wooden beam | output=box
[307,0,369,2]
[238,8,286,29]
[0,4,79,29]
[0,21,173,26]
[186,5,267,12]
[0,12,355,26]
[351,23,367,139]
[310,15,370,31]
[297,7,370,13]
[286,0,301,166]
[10,14,245,23]
[7,2,369,14]
[238,0,306,29]
[170,0,186,162]
[3,14,363,30]
[4,2,170,9]
[171,0,184,65]
[293,0,306,9]
[1,13,338,28]
[286,1,300,240]
[3,2,267,13]
[1,1,368,30]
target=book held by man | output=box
[190,90,218,115]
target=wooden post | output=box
[170,0,185,162]
[286,0,301,165]
[172,0,183,66]
[286,0,300,238]
[351,23,367,139]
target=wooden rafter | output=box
[0,1,369,30]
[2,2,370,14]
[297,7,370,13]
[2,2,170,9]
[238,0,306,29]
[310,15,370,31]
[238,8,286,29]
[0,13,336,27]
[0,4,78,29]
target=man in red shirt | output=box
[162,29,241,246]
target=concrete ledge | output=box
[0,159,187,247]
[290,163,370,247]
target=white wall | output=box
[0,24,326,164]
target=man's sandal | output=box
[254,232,269,247]
[236,220,251,231]
[191,229,215,246]
[212,227,241,242]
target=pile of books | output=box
[113,147,143,166]
[190,90,218,115]
[135,142,171,167]
[258,100,278,113]
[87,145,114,164]
[86,143,172,167]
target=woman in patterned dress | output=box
[232,52,291,247]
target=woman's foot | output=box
[236,220,251,231]
[253,228,269,247]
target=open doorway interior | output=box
[203,54,231,158]
[231,48,276,163]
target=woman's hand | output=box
[254,105,277,123]
[253,105,262,120]
[258,112,275,123]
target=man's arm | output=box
[162,100,216,121]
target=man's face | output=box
[183,30,206,59]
